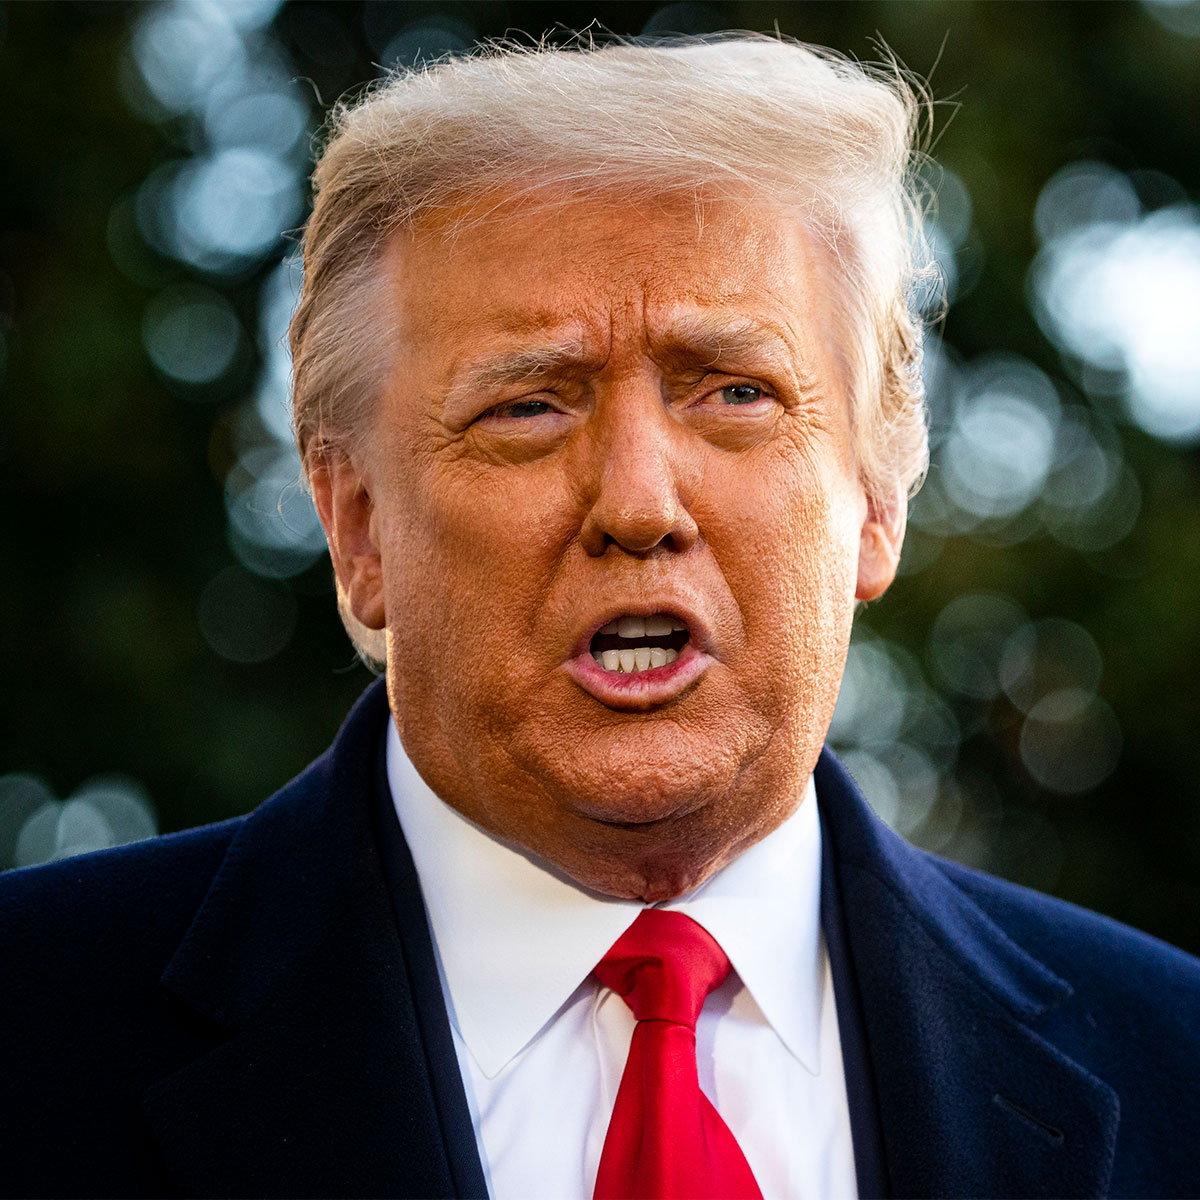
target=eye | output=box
[717,384,765,406]
[485,398,555,420]
[705,384,772,408]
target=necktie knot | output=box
[593,909,731,1029]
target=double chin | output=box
[486,712,809,899]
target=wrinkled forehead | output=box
[403,183,826,276]
[383,187,843,373]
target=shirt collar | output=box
[386,719,825,1080]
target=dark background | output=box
[2,1,1198,954]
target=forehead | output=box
[385,191,837,365]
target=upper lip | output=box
[571,601,713,660]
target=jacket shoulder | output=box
[0,818,242,984]
[929,852,1200,1003]
[0,823,255,1198]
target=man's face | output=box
[317,191,902,900]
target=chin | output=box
[544,803,776,903]
[521,722,752,827]
[505,691,809,824]
[493,722,804,900]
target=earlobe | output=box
[307,446,386,630]
[855,484,907,603]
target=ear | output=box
[855,483,907,603]
[307,445,386,631]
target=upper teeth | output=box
[598,615,686,637]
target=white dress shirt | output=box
[387,720,858,1200]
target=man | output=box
[2,35,1198,1200]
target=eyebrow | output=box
[450,336,593,399]
[652,310,795,369]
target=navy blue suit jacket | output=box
[2,678,1198,1198]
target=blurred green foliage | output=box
[1,0,1198,952]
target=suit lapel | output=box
[816,749,1120,1199]
[142,680,486,1199]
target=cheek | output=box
[378,457,576,691]
[709,457,861,702]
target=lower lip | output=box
[565,640,711,709]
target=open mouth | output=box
[588,614,690,674]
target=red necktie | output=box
[592,909,764,1200]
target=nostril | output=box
[580,491,699,558]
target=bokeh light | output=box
[4,773,157,870]
[380,15,477,68]
[929,593,1029,701]
[0,774,57,869]
[121,0,323,580]
[142,283,242,386]
[1141,0,1200,36]
[171,148,303,271]
[1031,161,1200,443]
[1019,689,1122,795]
[999,618,1104,714]
[198,564,298,662]
[943,365,1059,521]
[225,443,326,577]
[255,256,303,442]
[828,626,961,841]
[129,3,249,116]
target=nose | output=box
[578,391,700,558]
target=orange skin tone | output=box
[311,192,904,902]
